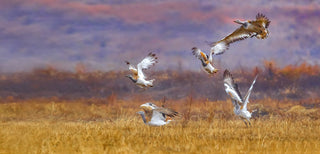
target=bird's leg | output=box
[242,119,248,128]
[138,88,147,92]
[247,119,252,127]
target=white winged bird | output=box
[223,69,258,126]
[192,47,218,74]
[125,52,158,88]
[137,102,179,126]
[211,13,271,55]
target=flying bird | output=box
[211,13,271,55]
[223,69,258,126]
[192,47,218,74]
[137,102,179,126]
[125,52,158,88]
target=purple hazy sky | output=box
[1,0,320,72]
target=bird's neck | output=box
[208,53,213,63]
[200,58,208,66]
[128,76,137,83]
[139,114,147,124]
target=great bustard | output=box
[125,52,158,88]
[192,47,218,74]
[211,13,271,55]
[137,102,179,126]
[223,70,258,126]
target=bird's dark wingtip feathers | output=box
[191,47,198,55]
[256,13,266,19]
[256,13,271,28]
[223,69,231,78]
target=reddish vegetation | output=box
[0,61,319,101]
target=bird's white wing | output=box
[137,53,158,79]
[150,110,166,123]
[231,99,240,110]
[223,70,243,103]
[243,75,258,105]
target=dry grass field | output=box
[0,98,320,153]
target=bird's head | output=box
[256,29,269,39]
[234,20,249,28]
[234,20,245,25]
[140,102,157,110]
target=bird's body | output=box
[125,53,158,88]
[137,111,171,126]
[211,13,271,55]
[192,47,218,74]
[223,70,258,126]
[131,77,154,88]
[137,102,179,126]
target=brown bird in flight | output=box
[192,47,218,74]
[210,13,271,55]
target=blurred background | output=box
[0,0,319,101]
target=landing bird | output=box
[211,13,271,55]
[125,52,158,88]
[223,69,258,126]
[137,102,179,126]
[192,47,218,74]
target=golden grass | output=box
[0,98,319,153]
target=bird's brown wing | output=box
[155,107,179,118]
[130,68,138,76]
[125,61,138,76]
[211,27,255,55]
[222,26,256,45]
